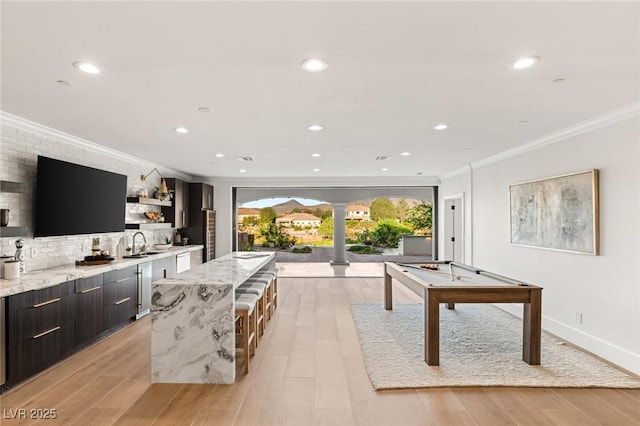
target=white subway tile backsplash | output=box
[1,117,190,272]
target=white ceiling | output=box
[2,1,639,179]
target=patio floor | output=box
[256,246,433,277]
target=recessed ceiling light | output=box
[311,153,321,157]
[198,107,212,113]
[381,168,389,172]
[416,172,423,176]
[72,61,102,74]
[57,80,73,87]
[307,124,324,132]
[301,58,328,72]
[400,152,411,156]
[174,127,188,134]
[313,168,320,172]
[433,123,448,130]
[239,169,247,173]
[512,56,540,70]
[215,153,225,158]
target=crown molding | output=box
[0,111,192,181]
[440,101,640,181]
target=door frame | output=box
[443,193,464,263]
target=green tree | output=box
[370,198,397,221]
[396,199,410,221]
[407,201,433,234]
[259,207,277,224]
[317,217,334,239]
[313,208,333,220]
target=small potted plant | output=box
[154,235,173,251]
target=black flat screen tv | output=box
[35,156,127,237]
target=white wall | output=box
[439,113,640,374]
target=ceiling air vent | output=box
[236,156,255,162]
[376,156,391,161]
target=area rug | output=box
[351,303,640,390]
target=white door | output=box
[444,197,463,262]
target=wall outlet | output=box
[80,243,84,252]
[575,312,583,324]
[30,247,37,258]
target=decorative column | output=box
[331,203,349,265]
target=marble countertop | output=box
[153,251,275,289]
[0,245,203,298]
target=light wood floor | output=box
[1,275,639,425]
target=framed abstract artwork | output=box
[509,170,599,255]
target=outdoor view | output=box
[237,197,432,256]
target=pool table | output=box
[384,261,542,366]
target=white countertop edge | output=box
[0,245,204,298]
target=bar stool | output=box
[259,268,278,313]
[247,273,275,320]
[236,281,266,342]
[235,293,258,374]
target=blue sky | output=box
[241,197,325,208]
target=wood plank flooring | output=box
[1,275,639,425]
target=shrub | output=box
[291,246,312,253]
[347,245,381,254]
[371,219,413,247]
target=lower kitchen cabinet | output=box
[6,280,76,386]
[75,274,104,346]
[103,266,138,331]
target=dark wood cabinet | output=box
[75,275,104,346]
[103,267,138,331]
[162,178,190,229]
[189,182,214,212]
[152,255,177,283]
[6,281,76,385]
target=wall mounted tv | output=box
[35,156,127,237]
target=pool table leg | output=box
[523,288,542,365]
[424,288,440,365]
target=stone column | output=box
[331,203,349,265]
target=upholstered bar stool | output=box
[235,293,258,374]
[236,281,266,343]
[258,268,278,313]
[247,273,275,320]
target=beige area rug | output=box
[351,303,640,390]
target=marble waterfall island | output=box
[151,252,275,384]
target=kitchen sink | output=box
[123,251,165,258]
[123,253,148,258]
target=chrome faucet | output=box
[132,232,147,255]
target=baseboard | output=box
[493,303,640,376]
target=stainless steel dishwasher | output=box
[1,297,5,386]
[136,262,152,320]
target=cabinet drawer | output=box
[103,275,137,306]
[76,274,103,293]
[104,266,137,284]
[8,281,74,311]
[8,320,75,384]
[8,293,75,342]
